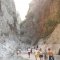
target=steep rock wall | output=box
[0,0,20,58]
[20,0,60,45]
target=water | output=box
[0,41,28,60]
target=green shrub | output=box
[46,19,58,27]
[44,19,59,37]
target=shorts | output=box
[39,55,43,58]
[28,52,30,55]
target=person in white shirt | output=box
[28,47,31,58]
[39,48,43,60]
[34,48,39,60]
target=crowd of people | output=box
[27,46,60,60]
[16,46,60,60]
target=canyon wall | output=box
[0,0,20,58]
[20,0,60,45]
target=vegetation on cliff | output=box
[20,0,60,45]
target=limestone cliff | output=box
[0,0,20,58]
[20,0,60,45]
[46,24,60,44]
[38,24,60,54]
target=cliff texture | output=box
[0,0,20,58]
[20,0,60,45]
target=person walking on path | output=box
[31,48,32,54]
[48,48,54,60]
[39,48,43,60]
[44,48,47,60]
[27,47,31,58]
[58,48,60,55]
[34,48,39,60]
[16,50,20,56]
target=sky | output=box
[14,0,32,21]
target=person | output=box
[37,45,38,49]
[31,48,32,54]
[27,47,31,58]
[34,48,39,60]
[44,49,47,60]
[58,48,60,55]
[16,50,20,55]
[39,48,43,60]
[48,48,54,60]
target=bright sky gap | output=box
[14,0,32,21]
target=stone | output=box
[0,0,20,59]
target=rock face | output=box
[37,24,60,54]
[20,0,60,45]
[46,24,60,44]
[0,0,20,59]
